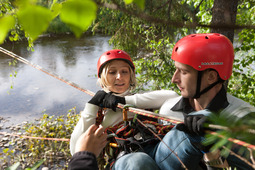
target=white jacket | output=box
[126,90,255,123]
[70,90,178,155]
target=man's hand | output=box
[75,124,107,157]
[184,114,208,135]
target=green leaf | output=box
[60,0,97,37]
[124,0,145,10]
[3,148,9,153]
[17,5,53,41]
[6,162,20,170]
[0,15,15,44]
[25,159,45,170]
[124,0,133,4]
[134,0,145,10]
[50,2,62,19]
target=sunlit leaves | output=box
[17,5,52,41]
[203,111,255,158]
[3,148,9,153]
[0,0,98,42]
[0,0,147,43]
[60,0,97,37]
[124,0,145,10]
[50,1,62,20]
[0,15,15,44]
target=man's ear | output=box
[207,70,218,84]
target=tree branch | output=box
[95,0,255,30]
[222,146,255,169]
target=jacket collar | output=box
[171,86,229,114]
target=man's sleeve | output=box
[68,151,99,170]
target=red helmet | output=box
[171,33,234,80]
[97,49,135,77]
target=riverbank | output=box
[0,110,78,169]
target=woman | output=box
[70,49,177,169]
[70,49,136,155]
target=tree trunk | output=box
[211,0,239,43]
[211,0,239,89]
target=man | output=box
[102,33,255,169]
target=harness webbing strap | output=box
[96,108,104,126]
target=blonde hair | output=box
[97,60,136,92]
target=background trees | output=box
[1,0,254,106]
[93,0,255,107]
[1,0,255,168]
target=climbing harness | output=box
[95,104,184,169]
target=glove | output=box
[184,114,208,135]
[88,90,107,106]
[102,93,126,111]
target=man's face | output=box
[171,61,198,98]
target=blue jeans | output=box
[112,110,252,170]
[112,152,160,170]
[154,110,211,170]
[112,127,202,170]
[154,126,203,170]
[112,110,208,170]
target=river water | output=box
[0,34,112,126]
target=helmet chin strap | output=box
[193,71,223,99]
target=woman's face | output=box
[106,60,131,94]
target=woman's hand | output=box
[103,93,126,111]
[88,90,107,106]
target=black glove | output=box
[184,114,208,135]
[88,90,107,106]
[176,114,212,152]
[103,93,126,111]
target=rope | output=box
[0,132,70,142]
[209,131,255,150]
[1,47,255,150]
[0,47,94,97]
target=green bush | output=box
[0,108,79,169]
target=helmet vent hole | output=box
[205,36,209,39]
[175,47,178,52]
[117,51,121,53]
[107,52,111,55]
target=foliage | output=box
[0,0,98,45]
[228,3,255,106]
[1,0,255,168]
[46,16,71,34]
[6,160,45,170]
[7,59,18,93]
[1,0,254,104]
[0,108,79,169]
[92,0,255,107]
[203,111,255,169]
